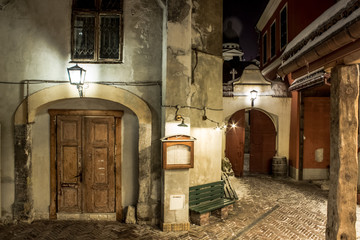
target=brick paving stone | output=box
[1,174,360,239]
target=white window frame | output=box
[270,20,276,59]
[280,3,288,50]
[262,31,268,65]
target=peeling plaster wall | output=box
[189,0,223,186]
[160,0,223,228]
[161,0,223,227]
[0,0,162,222]
[162,0,193,226]
[189,53,223,185]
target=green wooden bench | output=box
[189,180,235,225]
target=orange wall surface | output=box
[303,97,330,169]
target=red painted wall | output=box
[303,97,330,169]
[259,0,336,71]
[288,0,336,41]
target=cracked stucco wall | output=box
[1,0,162,224]
[189,0,223,186]
[162,0,223,226]
[162,0,193,225]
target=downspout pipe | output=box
[278,19,360,78]
[155,0,167,138]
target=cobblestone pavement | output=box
[0,174,358,239]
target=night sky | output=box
[223,0,269,61]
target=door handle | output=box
[74,172,82,183]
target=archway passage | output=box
[226,109,276,176]
[14,84,153,222]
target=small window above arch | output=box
[71,0,124,63]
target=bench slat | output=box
[189,189,224,201]
[190,196,223,206]
[189,181,224,191]
[191,199,234,211]
[190,199,235,214]
[189,186,223,194]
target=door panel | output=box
[84,117,115,213]
[226,110,245,177]
[250,110,276,174]
[57,116,82,212]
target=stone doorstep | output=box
[57,213,116,221]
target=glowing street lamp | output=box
[250,89,258,107]
[67,64,86,97]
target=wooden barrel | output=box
[272,156,287,177]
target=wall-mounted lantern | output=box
[175,105,188,127]
[175,114,188,127]
[67,64,86,97]
[250,89,258,107]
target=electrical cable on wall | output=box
[162,104,222,111]
[162,104,227,130]
[0,80,161,86]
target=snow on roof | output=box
[281,0,359,66]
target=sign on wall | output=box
[161,135,196,169]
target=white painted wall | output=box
[190,128,222,184]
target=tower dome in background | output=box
[223,21,241,50]
[223,21,244,61]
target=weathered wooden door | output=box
[249,109,276,174]
[57,115,115,213]
[83,116,115,212]
[57,115,82,212]
[226,110,246,177]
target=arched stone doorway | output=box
[13,84,154,222]
[226,108,276,176]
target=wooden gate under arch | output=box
[226,109,276,176]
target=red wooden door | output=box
[250,110,276,174]
[226,110,245,177]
